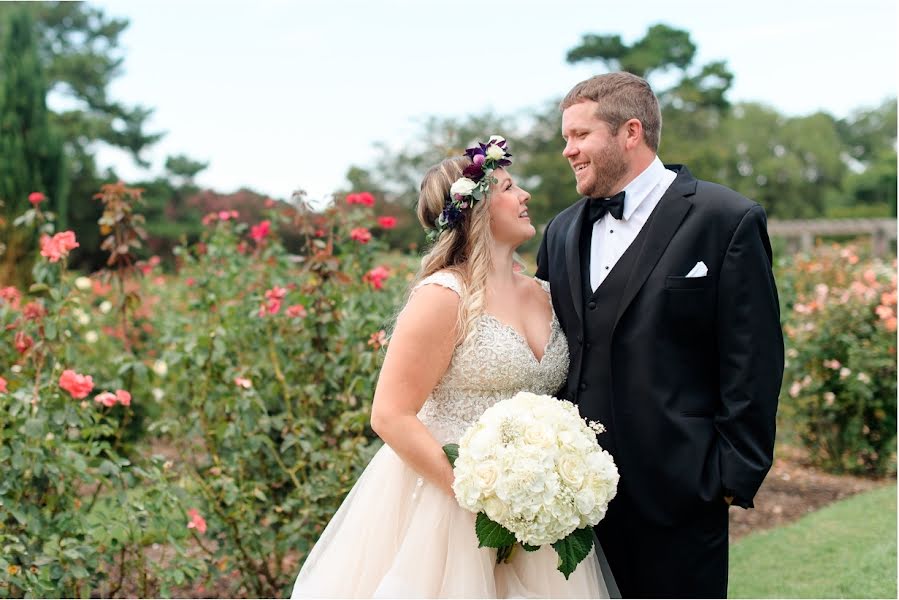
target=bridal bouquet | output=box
[443,391,619,579]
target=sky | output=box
[84,0,897,204]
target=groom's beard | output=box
[580,141,628,199]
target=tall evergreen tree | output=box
[0,8,67,285]
[0,8,66,217]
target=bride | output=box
[291,137,616,598]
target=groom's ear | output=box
[622,118,644,150]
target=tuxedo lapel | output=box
[613,166,697,332]
[565,198,589,325]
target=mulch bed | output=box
[729,444,894,540]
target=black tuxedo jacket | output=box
[536,165,784,526]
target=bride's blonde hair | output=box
[411,155,494,345]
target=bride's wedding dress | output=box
[291,271,615,598]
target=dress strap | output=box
[413,271,463,297]
[535,277,552,295]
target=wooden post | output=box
[800,231,814,253]
[873,226,887,258]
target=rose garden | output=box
[0,183,894,597]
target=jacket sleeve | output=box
[715,204,784,507]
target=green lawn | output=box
[730,484,897,598]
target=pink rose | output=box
[187,508,207,534]
[94,391,118,407]
[40,231,80,262]
[14,331,34,355]
[286,304,307,318]
[22,301,46,321]
[0,376,7,393]
[260,286,288,316]
[60,369,95,399]
[28,192,46,206]
[0,286,22,309]
[234,377,252,389]
[376,216,397,229]
[368,330,388,350]
[350,228,372,244]
[116,389,132,406]
[250,220,271,242]
[363,266,390,290]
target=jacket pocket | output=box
[665,275,709,290]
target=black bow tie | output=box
[586,191,626,224]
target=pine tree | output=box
[0,8,67,284]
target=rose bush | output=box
[779,243,897,475]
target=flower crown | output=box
[426,135,512,242]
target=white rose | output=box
[153,360,168,377]
[152,388,165,401]
[522,422,553,448]
[486,144,505,161]
[449,177,477,199]
[99,300,112,314]
[558,453,586,488]
[483,495,510,523]
[85,330,99,344]
[474,460,500,494]
[74,276,92,291]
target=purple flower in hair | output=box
[463,163,485,181]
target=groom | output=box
[536,72,783,598]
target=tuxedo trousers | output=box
[594,492,729,598]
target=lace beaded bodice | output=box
[412,271,569,445]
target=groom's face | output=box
[561,100,628,198]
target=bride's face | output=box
[487,168,534,247]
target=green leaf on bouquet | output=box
[475,512,516,548]
[551,526,594,580]
[521,542,540,552]
[442,443,459,468]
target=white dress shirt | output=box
[589,157,677,291]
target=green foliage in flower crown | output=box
[779,244,897,476]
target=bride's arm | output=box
[370,284,459,499]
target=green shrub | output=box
[781,243,897,475]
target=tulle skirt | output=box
[291,445,616,598]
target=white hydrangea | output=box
[452,391,619,547]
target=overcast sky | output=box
[85,0,897,203]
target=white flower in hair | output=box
[450,177,477,199]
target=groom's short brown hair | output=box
[560,72,662,152]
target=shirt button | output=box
[579,382,587,391]
[610,230,614,233]
[605,266,610,270]
[585,342,592,350]
[587,301,597,310]
[576,334,583,344]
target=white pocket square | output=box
[685,261,708,278]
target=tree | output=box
[0,1,163,268]
[836,98,897,215]
[718,104,846,218]
[566,24,734,111]
[0,8,66,284]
